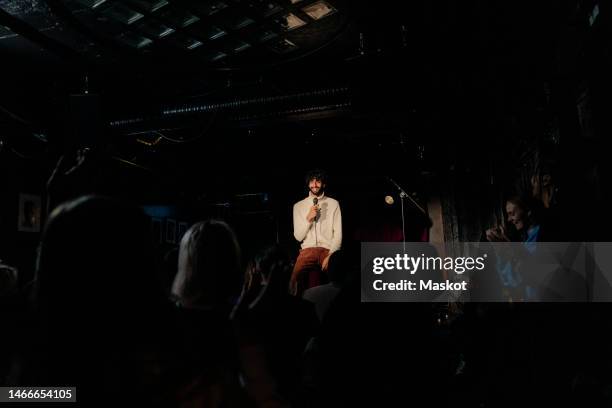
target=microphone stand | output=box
[387,177,427,253]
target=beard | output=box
[310,187,324,196]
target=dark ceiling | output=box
[0,0,350,69]
[0,0,610,200]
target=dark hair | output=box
[305,168,328,186]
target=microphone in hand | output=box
[309,197,319,223]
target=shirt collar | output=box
[308,192,325,200]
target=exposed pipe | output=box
[161,87,350,116]
[110,87,351,128]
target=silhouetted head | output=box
[35,195,161,332]
[172,220,242,309]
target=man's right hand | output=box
[306,205,319,223]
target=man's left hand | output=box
[322,254,331,271]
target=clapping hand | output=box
[485,225,510,242]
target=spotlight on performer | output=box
[384,195,395,205]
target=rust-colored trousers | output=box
[290,247,329,296]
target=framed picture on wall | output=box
[166,219,176,244]
[18,194,41,233]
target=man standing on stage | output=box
[290,169,342,295]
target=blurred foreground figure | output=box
[31,195,172,406]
